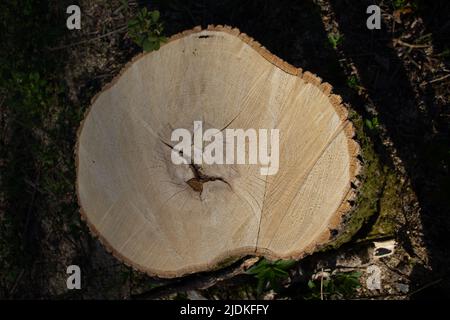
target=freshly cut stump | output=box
[76,26,361,278]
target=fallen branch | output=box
[428,73,450,84]
[131,257,256,299]
[393,39,430,49]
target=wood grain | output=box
[76,26,361,278]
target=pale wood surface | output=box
[76,26,360,278]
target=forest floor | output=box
[1,0,449,299]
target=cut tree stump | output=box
[76,25,361,278]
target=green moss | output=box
[322,109,396,250]
[364,169,401,239]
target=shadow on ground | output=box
[156,0,450,298]
[328,0,450,298]
[2,0,449,299]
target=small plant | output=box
[246,258,296,295]
[347,74,360,90]
[127,7,167,52]
[393,0,407,9]
[393,0,418,10]
[328,33,344,49]
[306,271,361,300]
[365,116,380,131]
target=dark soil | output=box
[1,0,449,299]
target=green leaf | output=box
[150,10,160,22]
[127,19,139,27]
[372,117,379,127]
[127,7,165,51]
[147,36,158,42]
[256,278,266,295]
[273,259,296,270]
[136,35,146,46]
[246,258,295,296]
[365,117,379,130]
[142,39,156,52]
[246,259,269,275]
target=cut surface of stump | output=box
[76,26,361,278]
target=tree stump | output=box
[76,26,361,278]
